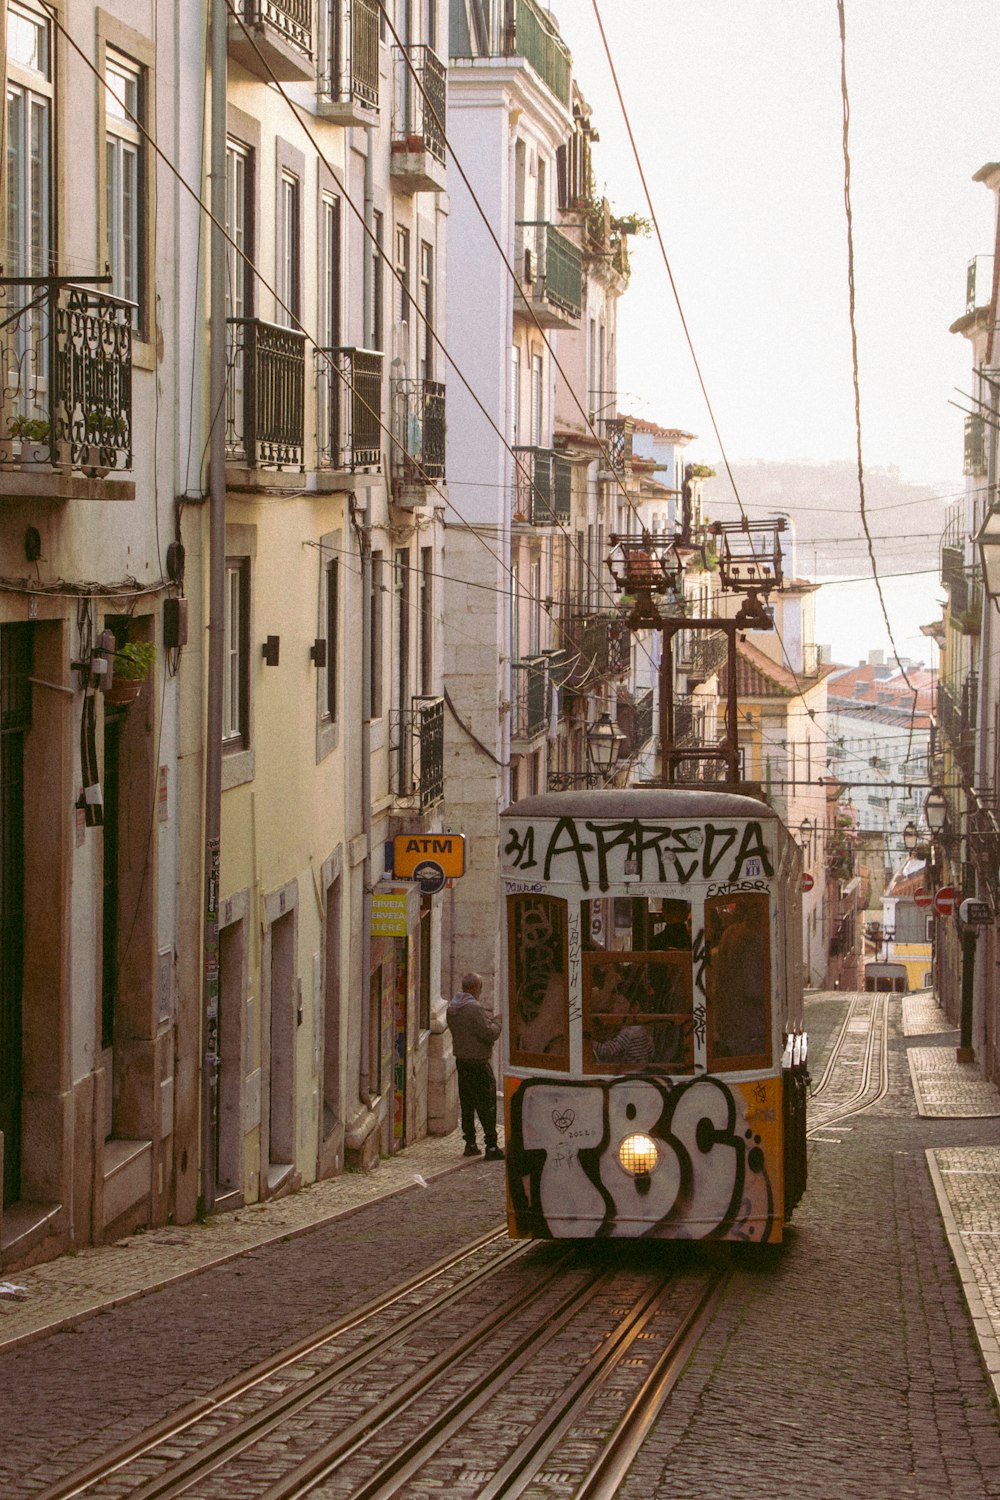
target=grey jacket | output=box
[447,991,502,1062]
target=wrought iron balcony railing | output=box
[450,0,570,103]
[560,613,630,691]
[515,222,582,320]
[0,277,132,474]
[616,687,654,759]
[599,416,633,476]
[964,413,987,476]
[512,446,571,524]
[676,627,727,684]
[510,656,549,741]
[937,673,978,784]
[319,0,379,115]
[391,44,446,163]
[316,346,382,472]
[226,317,305,470]
[391,377,446,486]
[390,695,444,809]
[230,0,314,80]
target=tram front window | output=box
[507,894,569,1070]
[705,891,771,1070]
[583,897,694,1074]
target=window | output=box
[320,194,341,348]
[395,224,410,334]
[419,240,433,380]
[507,894,568,1070]
[324,558,338,722]
[510,561,520,664]
[369,550,383,719]
[277,171,300,326]
[223,559,250,748]
[6,4,52,278]
[704,892,771,1071]
[371,209,384,351]
[419,546,433,695]
[529,560,541,656]
[394,546,410,722]
[510,345,521,445]
[581,897,694,1075]
[530,353,542,446]
[225,140,253,320]
[105,52,143,316]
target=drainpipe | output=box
[357,129,376,1111]
[201,0,227,1214]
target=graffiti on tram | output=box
[502,816,775,893]
[507,1074,778,1242]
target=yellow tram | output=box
[499,788,808,1244]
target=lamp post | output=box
[586,711,624,781]
[903,821,918,854]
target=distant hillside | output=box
[700,461,951,579]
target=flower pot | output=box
[104,678,143,707]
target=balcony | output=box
[452,0,570,106]
[226,318,305,471]
[598,416,633,478]
[514,222,582,327]
[390,45,447,194]
[616,687,654,759]
[318,0,379,123]
[964,413,987,477]
[390,696,444,810]
[937,672,978,784]
[676,627,727,686]
[0,278,132,489]
[561,613,630,691]
[510,656,549,742]
[229,0,313,81]
[391,377,445,504]
[316,346,382,475]
[512,446,571,525]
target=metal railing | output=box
[392,44,446,162]
[226,317,305,469]
[515,221,582,319]
[937,672,978,783]
[616,687,654,758]
[512,446,571,524]
[561,613,630,691]
[0,278,133,474]
[504,0,570,103]
[964,413,987,476]
[390,695,444,809]
[316,346,382,472]
[391,377,446,483]
[510,657,549,740]
[320,0,378,108]
[239,0,312,53]
[600,416,633,475]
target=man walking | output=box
[447,972,504,1159]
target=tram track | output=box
[807,992,890,1138]
[37,1233,728,1500]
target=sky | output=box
[560,0,1000,489]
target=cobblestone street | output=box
[1,990,999,1499]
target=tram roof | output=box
[501,788,780,823]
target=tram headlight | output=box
[618,1133,659,1176]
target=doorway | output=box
[0,624,31,1207]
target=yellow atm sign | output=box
[393,833,466,879]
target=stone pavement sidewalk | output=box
[1,990,999,1413]
[904,989,1000,1406]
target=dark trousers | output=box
[456,1059,498,1149]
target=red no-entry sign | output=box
[933,886,955,918]
[801,872,814,893]
[913,889,933,909]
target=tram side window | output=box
[507,894,569,1070]
[705,892,771,1071]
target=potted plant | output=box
[7,414,50,462]
[105,641,156,707]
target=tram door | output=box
[0,625,31,1207]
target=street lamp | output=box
[974,506,1000,601]
[924,787,948,835]
[586,711,624,776]
[903,821,918,853]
